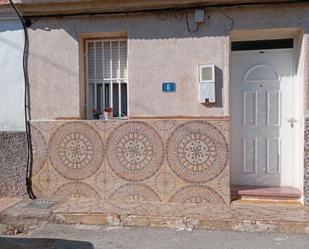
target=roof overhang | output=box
[0,0,306,17]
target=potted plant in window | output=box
[92,108,101,120]
[104,107,113,120]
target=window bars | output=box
[86,39,128,118]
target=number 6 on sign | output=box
[162,82,176,93]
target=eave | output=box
[0,0,307,17]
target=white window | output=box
[86,39,128,118]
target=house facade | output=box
[0,0,309,205]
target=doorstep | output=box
[231,185,302,206]
[1,198,309,234]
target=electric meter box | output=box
[195,9,205,23]
[198,64,216,103]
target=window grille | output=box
[86,39,128,118]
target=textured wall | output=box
[31,119,230,204]
[0,132,27,197]
[0,19,25,131]
[305,118,309,205]
[27,9,230,119]
[27,5,309,120]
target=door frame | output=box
[229,34,304,193]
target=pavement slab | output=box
[0,198,22,213]
[0,198,63,226]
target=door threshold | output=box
[231,185,302,206]
[232,198,302,206]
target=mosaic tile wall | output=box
[31,119,230,204]
[305,118,309,205]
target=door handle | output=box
[286,118,297,128]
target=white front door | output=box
[231,49,296,186]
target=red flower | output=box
[104,107,113,113]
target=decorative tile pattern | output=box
[32,184,45,198]
[153,169,177,196]
[107,121,164,182]
[169,185,225,204]
[31,126,48,176]
[31,119,230,205]
[32,161,66,197]
[304,118,309,205]
[110,183,161,202]
[94,169,117,193]
[53,182,100,199]
[210,168,230,202]
[151,120,178,133]
[166,121,228,183]
[49,122,104,180]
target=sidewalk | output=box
[0,198,21,213]
[1,198,309,234]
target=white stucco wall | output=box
[0,18,25,131]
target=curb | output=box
[53,212,309,234]
[1,198,309,234]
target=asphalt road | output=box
[0,224,309,249]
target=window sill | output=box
[89,117,129,121]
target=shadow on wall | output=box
[27,5,309,41]
[0,20,24,83]
[214,66,223,108]
[29,10,230,40]
[27,10,228,116]
[0,19,22,33]
[0,237,94,249]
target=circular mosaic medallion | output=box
[169,185,225,204]
[110,183,160,202]
[166,121,228,183]
[53,182,100,199]
[107,122,164,182]
[31,126,48,176]
[50,122,103,180]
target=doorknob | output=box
[286,118,297,128]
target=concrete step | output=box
[232,198,302,206]
[231,185,302,201]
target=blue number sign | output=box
[162,82,176,92]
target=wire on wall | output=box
[217,8,234,31]
[185,12,200,33]
[9,0,36,199]
[156,9,201,33]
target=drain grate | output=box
[25,200,56,209]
